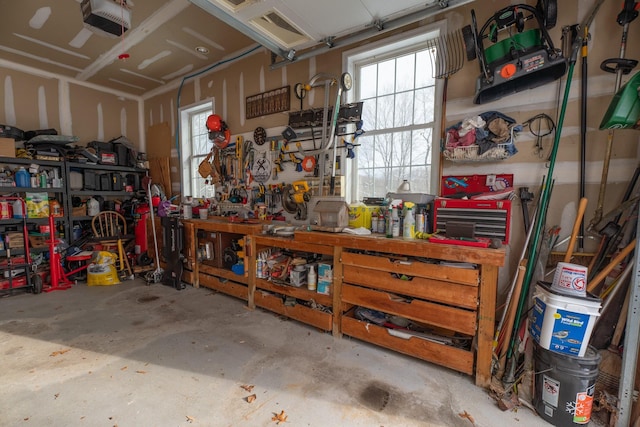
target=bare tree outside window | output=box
[351,43,437,200]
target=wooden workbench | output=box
[179,221,505,388]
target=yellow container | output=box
[348,205,379,229]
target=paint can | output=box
[552,262,588,297]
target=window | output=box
[180,100,215,198]
[344,22,445,202]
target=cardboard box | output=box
[348,205,379,229]
[6,232,25,249]
[317,279,332,295]
[317,263,332,280]
[0,137,16,158]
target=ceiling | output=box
[0,0,467,97]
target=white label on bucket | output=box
[542,374,560,407]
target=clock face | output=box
[340,72,352,91]
[294,83,307,100]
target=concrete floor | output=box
[0,279,551,427]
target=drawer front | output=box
[256,279,333,307]
[341,315,474,375]
[199,273,248,300]
[341,252,479,286]
[342,284,477,336]
[254,291,333,331]
[343,264,478,309]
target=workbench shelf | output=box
[252,235,335,332]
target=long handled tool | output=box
[503,0,606,386]
[426,28,465,194]
[589,0,638,229]
[144,177,163,284]
[564,197,588,262]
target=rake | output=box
[426,28,466,191]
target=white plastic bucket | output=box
[529,282,601,357]
[552,262,588,296]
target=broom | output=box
[595,264,633,398]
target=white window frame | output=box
[343,20,446,202]
[179,99,215,198]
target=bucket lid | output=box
[537,281,601,304]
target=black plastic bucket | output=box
[533,343,601,426]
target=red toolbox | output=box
[433,198,512,244]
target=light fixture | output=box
[195,46,210,54]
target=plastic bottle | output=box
[403,207,415,239]
[391,206,400,237]
[416,211,425,234]
[12,199,24,218]
[385,207,393,238]
[307,265,317,291]
[15,167,30,188]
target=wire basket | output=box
[443,142,514,162]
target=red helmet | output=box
[206,114,230,148]
[206,114,223,132]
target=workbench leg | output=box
[332,246,343,338]
[246,235,256,310]
[193,228,200,288]
[476,264,498,388]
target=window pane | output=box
[359,64,377,99]
[396,54,415,92]
[358,135,375,168]
[361,99,376,130]
[411,128,433,165]
[374,133,393,168]
[416,49,435,88]
[414,87,435,125]
[394,91,413,128]
[358,168,374,199]
[376,95,394,130]
[377,59,395,96]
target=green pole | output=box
[504,0,606,366]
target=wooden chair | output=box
[91,211,133,277]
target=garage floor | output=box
[1,279,552,427]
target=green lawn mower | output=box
[463,1,566,104]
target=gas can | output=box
[0,201,11,219]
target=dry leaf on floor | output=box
[246,394,256,403]
[186,415,195,423]
[241,384,255,392]
[458,410,476,425]
[54,393,59,399]
[272,410,288,424]
[121,366,127,371]
[50,349,70,357]
[136,370,147,374]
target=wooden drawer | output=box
[198,273,248,301]
[343,264,478,309]
[200,264,249,284]
[256,278,333,307]
[341,314,474,375]
[342,283,476,336]
[254,291,333,331]
[341,252,479,286]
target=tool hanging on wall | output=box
[426,27,465,195]
[522,113,555,158]
[462,1,565,104]
[589,0,638,230]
